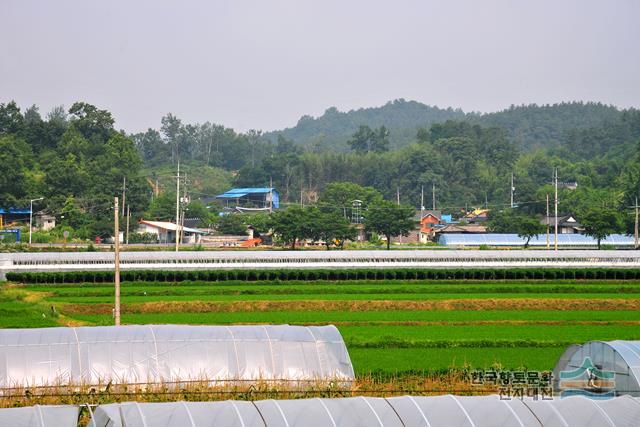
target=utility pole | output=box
[180,173,189,246]
[269,176,273,213]
[631,197,639,250]
[121,177,126,217]
[554,167,559,251]
[510,173,515,208]
[28,197,44,245]
[126,205,130,245]
[546,194,550,250]
[175,162,180,252]
[300,186,304,208]
[420,186,425,243]
[396,187,400,205]
[114,197,121,326]
[432,183,436,211]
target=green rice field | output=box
[3,279,640,376]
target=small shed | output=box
[553,340,640,396]
[35,212,56,231]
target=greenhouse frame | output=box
[0,325,353,387]
[87,394,640,426]
[553,340,640,397]
[2,249,640,278]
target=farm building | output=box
[137,220,206,243]
[216,187,279,211]
[553,340,640,397]
[0,325,353,387]
[439,233,636,249]
[89,394,640,426]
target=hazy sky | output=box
[1,0,639,133]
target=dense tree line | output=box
[2,98,639,245]
[0,101,148,238]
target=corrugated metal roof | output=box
[0,208,31,214]
[216,188,277,198]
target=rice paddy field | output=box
[3,278,640,378]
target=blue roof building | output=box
[216,188,280,210]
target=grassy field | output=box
[2,279,640,376]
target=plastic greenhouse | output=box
[438,233,636,248]
[0,405,78,427]
[553,340,640,396]
[0,325,353,387]
[88,394,640,426]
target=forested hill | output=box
[264,99,465,150]
[265,100,625,151]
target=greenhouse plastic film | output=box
[88,395,640,426]
[0,324,354,387]
[0,405,78,427]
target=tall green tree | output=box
[215,214,247,235]
[487,210,545,247]
[270,206,312,249]
[319,182,384,217]
[0,135,33,206]
[364,201,415,249]
[309,208,357,250]
[580,207,625,249]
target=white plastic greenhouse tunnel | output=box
[0,325,354,387]
[86,394,640,426]
[1,395,639,426]
[553,340,640,396]
[0,405,78,427]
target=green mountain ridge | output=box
[264,99,626,151]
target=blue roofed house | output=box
[216,188,280,212]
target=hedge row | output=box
[7,268,640,284]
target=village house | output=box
[137,220,206,244]
[540,213,582,234]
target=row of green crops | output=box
[8,268,640,284]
